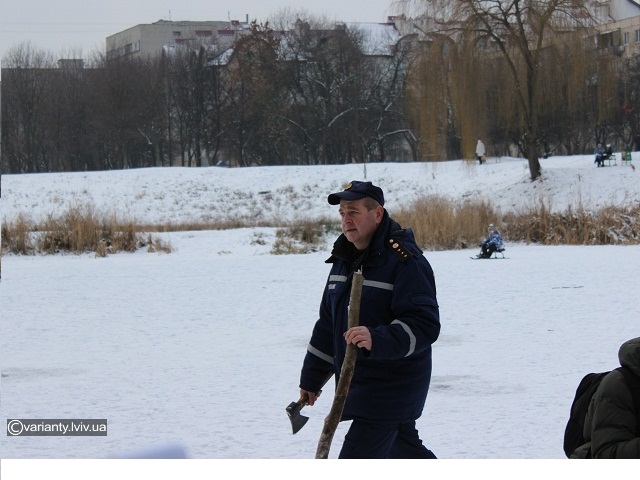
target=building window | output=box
[635,30,640,43]
[173,31,181,36]
[196,30,212,37]
[624,31,630,45]
[599,31,614,48]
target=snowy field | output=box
[2,154,639,478]
[4,153,640,226]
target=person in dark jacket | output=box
[572,336,640,458]
[296,180,441,458]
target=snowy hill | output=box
[3,154,640,227]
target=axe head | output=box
[286,400,309,434]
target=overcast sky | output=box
[0,0,404,61]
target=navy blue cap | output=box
[327,181,385,206]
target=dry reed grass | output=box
[2,205,172,256]
[394,196,640,249]
[3,198,640,257]
[391,196,499,250]
[2,213,34,255]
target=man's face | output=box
[338,198,383,250]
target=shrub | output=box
[271,221,334,255]
[2,205,172,256]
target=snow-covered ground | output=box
[1,154,639,478]
[3,153,640,227]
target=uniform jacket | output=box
[574,337,640,458]
[299,211,440,422]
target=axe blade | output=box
[286,400,309,434]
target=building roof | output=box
[345,22,400,56]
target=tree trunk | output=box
[527,136,541,180]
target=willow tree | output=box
[541,31,600,155]
[401,0,597,180]
[406,35,455,161]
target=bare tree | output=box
[277,19,374,165]
[619,56,640,152]
[44,61,93,171]
[348,24,417,163]
[91,54,166,169]
[224,21,288,166]
[166,47,210,167]
[1,43,56,173]
[402,0,596,180]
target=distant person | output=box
[476,224,504,258]
[594,144,605,167]
[605,144,613,160]
[571,336,640,458]
[476,140,486,165]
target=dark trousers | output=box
[480,244,496,258]
[338,419,437,459]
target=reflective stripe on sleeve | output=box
[391,319,416,357]
[307,344,334,364]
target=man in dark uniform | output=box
[296,180,441,458]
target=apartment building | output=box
[595,13,640,59]
[104,3,640,64]
[106,18,251,60]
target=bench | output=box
[603,154,617,166]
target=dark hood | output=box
[619,336,640,376]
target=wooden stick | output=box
[315,269,363,459]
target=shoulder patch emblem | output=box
[388,238,412,262]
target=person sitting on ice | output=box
[477,224,504,258]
